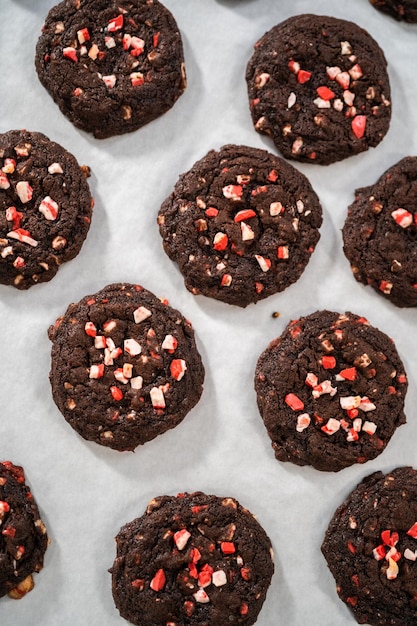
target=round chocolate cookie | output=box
[0,461,48,600]
[158,144,322,307]
[48,283,204,451]
[0,129,92,289]
[246,14,392,165]
[110,492,274,625]
[35,0,186,139]
[322,467,417,625]
[254,310,407,472]
[343,157,417,308]
[369,0,417,22]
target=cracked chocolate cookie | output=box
[0,129,92,289]
[369,0,417,22]
[158,144,322,307]
[0,461,48,600]
[110,492,274,625]
[246,14,392,165]
[322,467,417,625]
[48,283,204,451]
[343,157,417,307]
[35,0,186,139]
[254,310,407,472]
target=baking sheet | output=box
[1,0,417,624]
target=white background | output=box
[1,0,417,624]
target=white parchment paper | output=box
[1,0,417,624]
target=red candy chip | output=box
[198,564,213,587]
[339,367,357,381]
[381,530,399,547]
[234,209,256,222]
[85,321,97,337]
[351,115,367,139]
[223,184,243,200]
[213,232,228,251]
[285,393,304,411]
[150,568,166,592]
[110,386,123,401]
[322,356,336,369]
[131,578,145,590]
[63,47,78,62]
[190,547,201,563]
[184,600,195,616]
[373,545,385,561]
[241,567,251,581]
[407,523,417,539]
[316,86,335,100]
[191,504,209,514]
[297,69,312,84]
[0,501,10,514]
[188,562,198,579]
[220,541,235,554]
[108,14,124,32]
[240,602,249,615]
[170,359,187,381]
[205,207,219,218]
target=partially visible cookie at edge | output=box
[0,461,48,600]
[48,283,205,451]
[322,467,417,625]
[0,130,92,289]
[35,0,186,139]
[343,156,417,307]
[369,0,417,22]
[254,310,408,472]
[158,144,322,307]
[246,14,392,165]
[111,491,274,625]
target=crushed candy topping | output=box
[39,196,58,220]
[133,306,152,323]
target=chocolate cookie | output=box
[35,0,186,139]
[246,14,392,165]
[0,130,92,289]
[343,157,417,308]
[0,461,48,600]
[111,492,274,625]
[322,467,417,625]
[48,283,204,451]
[158,144,322,307]
[254,310,407,472]
[369,0,417,22]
